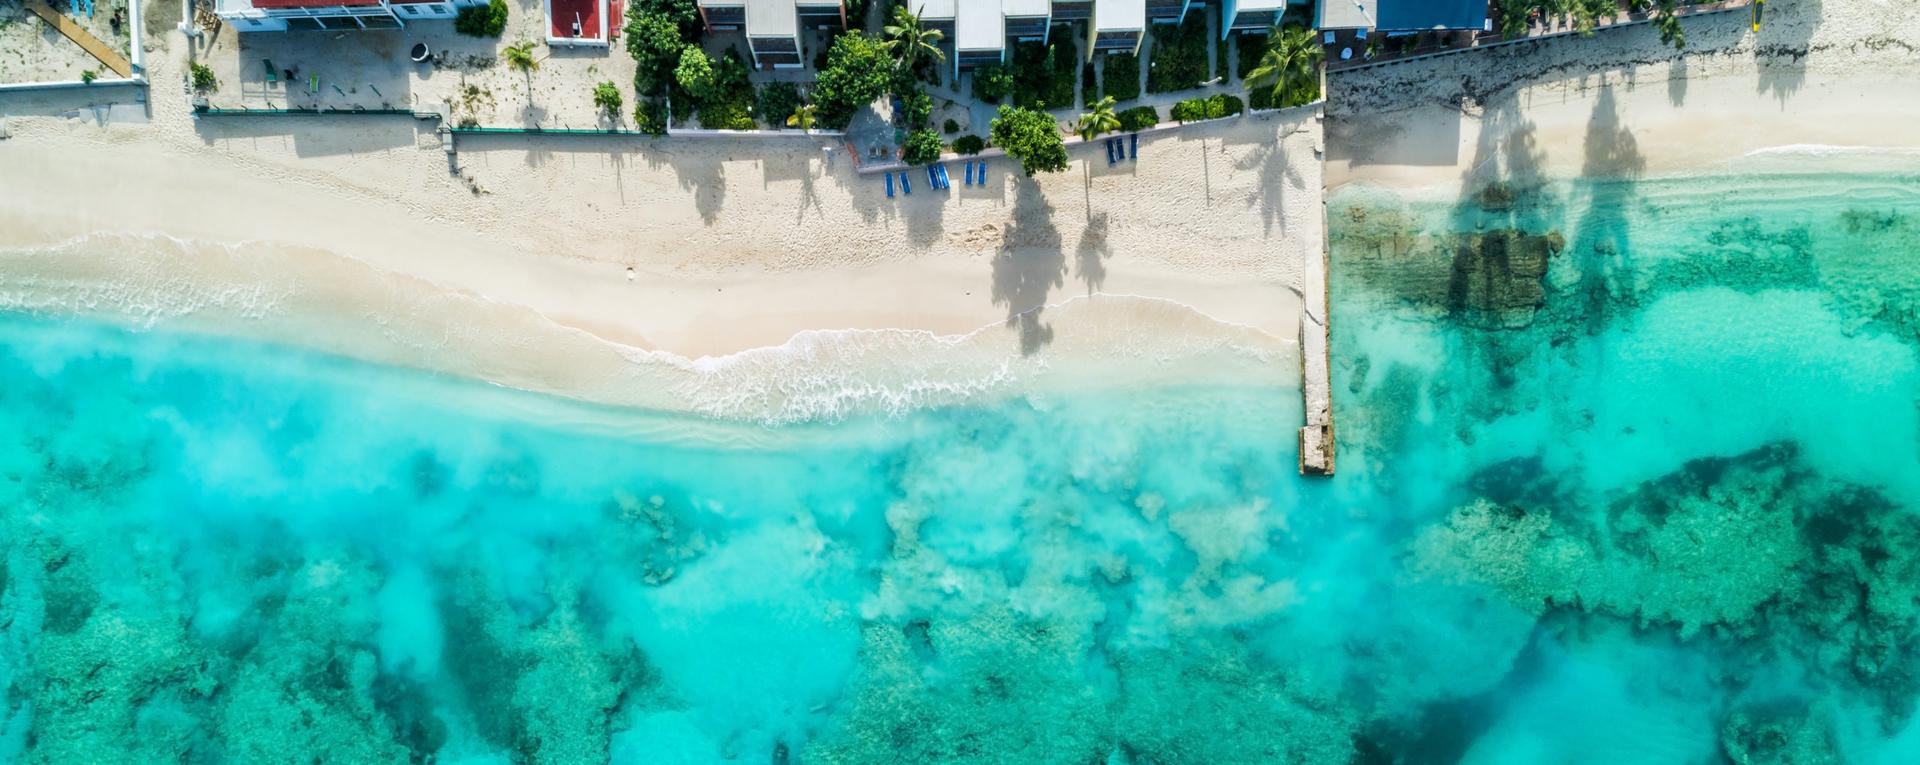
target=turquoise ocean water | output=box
[3,165,1920,763]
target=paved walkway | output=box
[24,0,132,78]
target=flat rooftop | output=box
[1318,0,1377,29]
[1095,0,1145,31]
[747,0,797,36]
[1002,0,1049,16]
[956,1,1005,50]
[548,0,605,40]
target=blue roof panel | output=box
[1375,0,1486,30]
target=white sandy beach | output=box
[1327,0,1920,194]
[0,21,1320,417]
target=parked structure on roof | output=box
[696,0,847,68]
[214,0,484,31]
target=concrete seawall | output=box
[1299,111,1335,476]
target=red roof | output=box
[548,0,604,40]
[251,0,381,7]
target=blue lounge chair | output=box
[977,159,988,181]
[1105,138,1116,166]
[900,170,911,195]
[886,172,895,198]
[964,162,975,186]
[1130,133,1139,160]
[927,165,939,189]
[938,164,952,188]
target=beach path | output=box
[23,0,132,78]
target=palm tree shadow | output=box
[991,179,1066,355]
[1074,212,1111,295]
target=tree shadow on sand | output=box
[991,179,1066,355]
[1074,212,1110,296]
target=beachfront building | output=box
[1145,0,1189,24]
[1004,0,1051,40]
[214,0,485,31]
[954,2,1006,76]
[545,0,611,46]
[1090,0,1145,56]
[1316,0,1375,30]
[696,0,847,68]
[1220,0,1288,36]
[1050,0,1091,22]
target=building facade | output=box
[214,0,485,32]
[697,0,848,68]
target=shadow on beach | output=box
[991,178,1065,355]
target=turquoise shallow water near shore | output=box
[3,165,1920,763]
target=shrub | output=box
[952,134,985,155]
[455,0,508,37]
[943,117,961,134]
[1170,94,1243,122]
[756,81,801,128]
[189,62,216,92]
[1214,93,1244,118]
[697,100,754,130]
[1235,32,1263,82]
[1116,105,1158,132]
[593,80,623,117]
[895,84,932,130]
[813,32,894,129]
[970,62,1013,103]
[80,69,97,84]
[1146,13,1207,93]
[1080,61,1097,108]
[902,128,943,165]
[989,104,1067,176]
[634,98,668,134]
[1101,52,1140,102]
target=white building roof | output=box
[1094,0,1144,31]
[956,1,1005,50]
[1001,0,1048,17]
[1318,0,1377,29]
[1235,0,1288,10]
[910,0,956,21]
[747,0,797,36]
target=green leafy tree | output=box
[1651,0,1686,49]
[970,62,1014,103]
[902,128,943,165]
[634,97,669,135]
[952,134,985,154]
[1244,25,1321,109]
[624,8,689,95]
[813,32,895,129]
[80,69,97,84]
[1074,95,1121,141]
[989,105,1067,176]
[881,4,945,75]
[675,47,717,103]
[456,0,508,37]
[593,81,623,119]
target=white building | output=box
[215,0,484,32]
[1090,0,1144,56]
[1221,0,1290,36]
[697,0,847,68]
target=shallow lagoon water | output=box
[3,166,1920,763]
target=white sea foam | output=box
[0,232,1297,425]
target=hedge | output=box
[455,0,508,37]
[1116,105,1159,132]
[1169,93,1243,122]
[1101,52,1141,103]
[953,134,986,155]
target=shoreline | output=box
[1326,0,1919,195]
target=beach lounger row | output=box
[1105,135,1141,166]
[885,160,992,198]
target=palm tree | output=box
[1074,96,1120,142]
[503,40,540,104]
[1244,25,1322,109]
[882,4,945,74]
[786,103,818,131]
